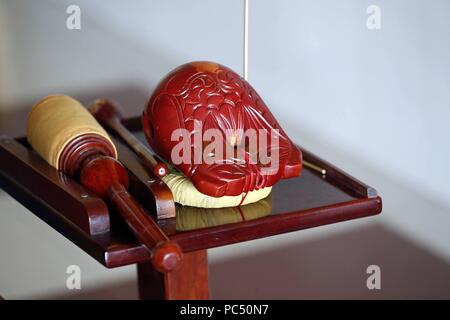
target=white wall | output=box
[0,0,449,298]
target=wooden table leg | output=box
[137,249,209,300]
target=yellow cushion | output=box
[27,95,117,169]
[162,171,271,208]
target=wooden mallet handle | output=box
[89,99,169,179]
[107,184,180,270]
[27,95,182,272]
[79,154,182,273]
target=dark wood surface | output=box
[0,117,382,268]
[138,250,209,300]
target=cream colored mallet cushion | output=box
[27,95,117,169]
[162,171,272,208]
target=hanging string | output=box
[243,0,249,80]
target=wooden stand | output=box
[0,117,382,299]
[138,250,209,300]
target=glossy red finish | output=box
[59,134,116,177]
[0,115,382,299]
[0,119,381,269]
[151,241,183,273]
[143,61,302,197]
[138,250,208,300]
[0,136,111,236]
[107,183,183,272]
[153,162,169,178]
[23,113,182,272]
[79,156,129,198]
[89,99,174,220]
[71,149,182,272]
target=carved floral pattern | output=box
[143,62,301,197]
